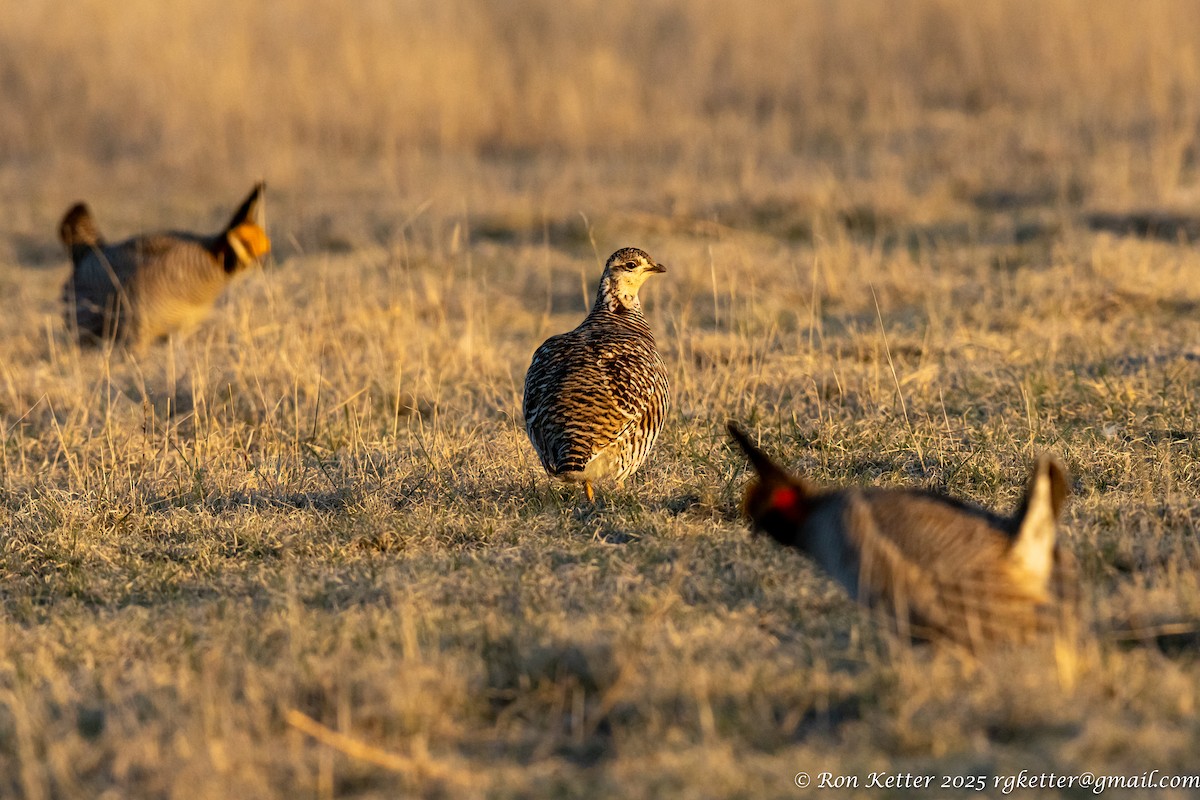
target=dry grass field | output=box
[2,1,1200,797]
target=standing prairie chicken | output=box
[727,423,1077,649]
[523,247,671,503]
[60,183,270,350]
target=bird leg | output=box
[584,480,596,504]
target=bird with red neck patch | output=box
[726,421,1078,650]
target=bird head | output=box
[727,422,815,547]
[222,183,271,273]
[597,247,666,312]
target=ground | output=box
[1,2,1199,798]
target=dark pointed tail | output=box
[59,202,104,263]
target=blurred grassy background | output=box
[4,0,1200,201]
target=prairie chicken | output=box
[727,423,1077,649]
[60,183,270,350]
[523,247,671,503]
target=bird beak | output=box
[648,261,667,274]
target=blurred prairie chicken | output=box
[523,247,670,503]
[60,183,270,350]
[727,423,1077,649]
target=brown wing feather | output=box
[842,491,1070,645]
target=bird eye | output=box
[625,261,637,270]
